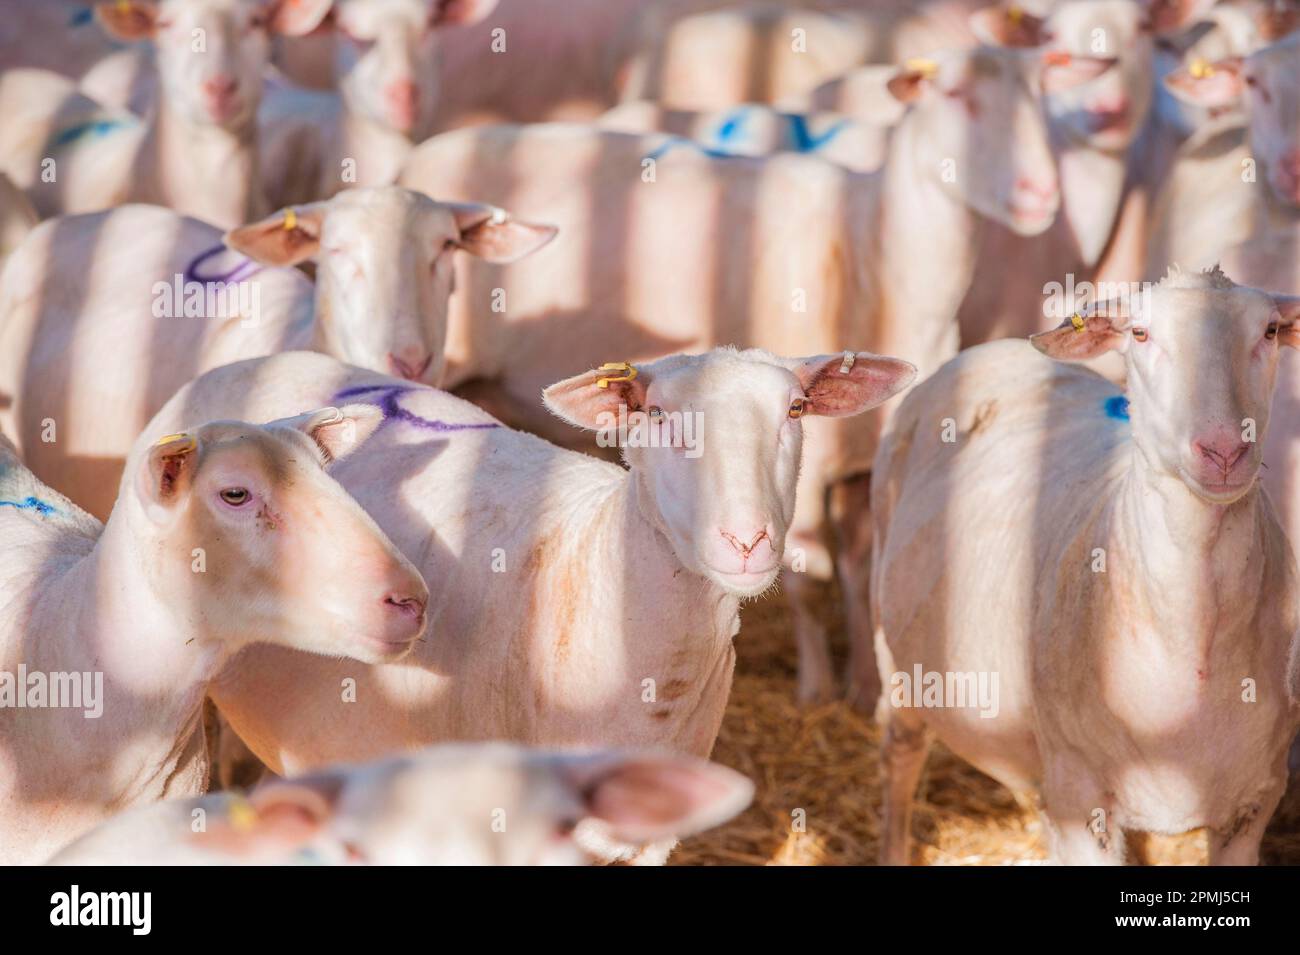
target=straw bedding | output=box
[671,580,1300,866]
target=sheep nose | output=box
[1193,438,1249,473]
[384,593,426,621]
[384,79,419,110]
[388,352,433,381]
[1014,177,1056,200]
[202,75,239,100]
[1086,93,1129,113]
[719,528,769,558]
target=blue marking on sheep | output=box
[48,119,131,150]
[715,109,750,144]
[0,496,58,517]
[647,112,848,163]
[645,138,738,162]
[786,114,849,153]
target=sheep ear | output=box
[448,203,558,264]
[431,0,500,27]
[1031,306,1128,361]
[224,204,329,267]
[788,352,917,417]
[542,363,649,432]
[1162,57,1244,108]
[94,1,157,40]
[136,432,201,513]
[246,774,345,837]
[563,752,754,843]
[1039,53,1117,94]
[192,774,347,858]
[268,405,385,464]
[1255,5,1300,41]
[886,62,937,104]
[1142,0,1219,35]
[968,4,1047,47]
[267,0,335,36]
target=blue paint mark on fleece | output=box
[645,138,738,162]
[647,112,849,164]
[49,119,130,151]
[1104,395,1130,421]
[716,108,750,144]
[785,114,848,153]
[333,384,500,434]
[0,496,58,517]
[69,7,96,27]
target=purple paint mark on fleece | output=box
[333,384,500,434]
[183,244,264,285]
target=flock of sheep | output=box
[0,0,1297,867]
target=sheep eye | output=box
[789,398,807,419]
[1266,322,1279,340]
[219,487,251,506]
[647,406,665,419]
[1131,327,1148,342]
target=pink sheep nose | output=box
[1086,93,1130,131]
[1007,176,1058,220]
[1014,177,1056,200]
[720,528,770,559]
[1193,437,1250,475]
[384,79,420,124]
[380,591,427,646]
[202,75,239,102]
[388,351,433,381]
[384,593,426,622]
[1087,92,1128,113]
[712,526,778,580]
[201,75,242,119]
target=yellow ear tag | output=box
[1189,58,1216,80]
[155,432,197,452]
[116,0,131,12]
[596,362,638,389]
[227,796,258,832]
[1070,313,1086,332]
[282,208,298,231]
[1007,5,1024,24]
[903,57,939,79]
